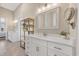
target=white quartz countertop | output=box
[27,34,75,47]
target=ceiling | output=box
[0,3,20,11]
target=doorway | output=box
[0,17,6,40]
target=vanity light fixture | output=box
[37,6,46,13]
[37,3,59,13]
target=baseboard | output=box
[8,39,20,43]
[7,39,12,42]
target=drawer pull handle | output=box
[36,46,39,52]
[54,47,62,50]
[54,54,57,56]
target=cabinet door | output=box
[27,37,37,56]
[48,48,67,56]
[27,37,38,56]
[25,36,29,55]
[29,43,47,56]
[31,37,47,56]
[28,37,48,56]
[36,13,45,29]
[29,42,37,56]
[37,44,47,56]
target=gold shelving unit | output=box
[27,18,34,34]
[20,18,34,49]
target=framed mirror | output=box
[64,7,75,29]
[36,7,60,30]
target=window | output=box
[0,17,5,32]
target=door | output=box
[29,42,37,56]
[29,37,47,56]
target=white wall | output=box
[0,7,14,31]
[13,3,42,42]
[14,3,43,19]
[76,4,79,55]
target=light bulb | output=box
[42,6,45,10]
[14,20,18,23]
[38,8,41,13]
[47,4,51,8]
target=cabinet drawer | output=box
[30,37,47,46]
[48,42,73,55]
[48,48,67,56]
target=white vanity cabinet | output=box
[27,36,48,56]
[25,35,74,56]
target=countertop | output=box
[27,34,75,47]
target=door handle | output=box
[54,47,62,50]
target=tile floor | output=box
[0,38,25,56]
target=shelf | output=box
[20,39,25,42]
[20,18,34,49]
[25,25,34,26]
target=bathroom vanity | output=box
[25,34,75,56]
[25,4,77,56]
